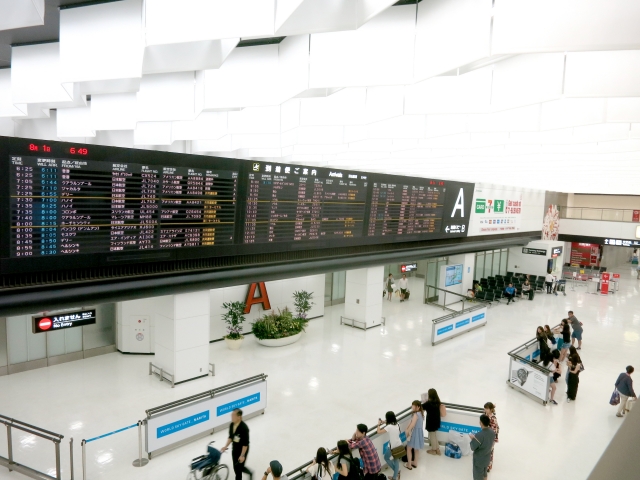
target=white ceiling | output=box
[1,0,640,194]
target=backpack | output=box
[444,442,461,459]
[348,457,364,480]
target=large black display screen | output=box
[0,136,474,274]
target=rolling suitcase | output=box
[405,290,410,300]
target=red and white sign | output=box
[633,210,639,222]
[613,273,621,279]
[601,272,610,295]
[38,317,52,331]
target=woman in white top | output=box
[306,448,335,480]
[377,411,402,480]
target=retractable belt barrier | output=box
[81,420,147,480]
[506,325,560,406]
[286,402,483,480]
[0,413,64,480]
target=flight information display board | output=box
[0,137,475,275]
[9,156,238,257]
[243,163,368,244]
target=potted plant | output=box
[252,291,314,347]
[222,301,247,350]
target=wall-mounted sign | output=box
[401,263,417,272]
[551,246,563,258]
[244,282,271,314]
[522,247,547,256]
[603,238,640,247]
[32,309,96,334]
[633,211,639,223]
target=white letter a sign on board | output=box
[451,188,465,217]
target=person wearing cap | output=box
[262,460,287,480]
[347,424,381,479]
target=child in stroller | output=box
[188,441,229,480]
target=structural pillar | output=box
[344,266,384,329]
[152,291,210,384]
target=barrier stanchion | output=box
[81,439,86,480]
[70,437,74,480]
[132,420,149,467]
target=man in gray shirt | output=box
[568,310,583,349]
[469,415,495,480]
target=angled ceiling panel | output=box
[0,0,44,31]
[492,0,640,55]
[414,0,492,81]
[309,5,415,88]
[90,93,137,131]
[136,72,197,122]
[606,98,640,123]
[60,0,144,94]
[490,53,564,111]
[57,106,95,138]
[540,98,606,130]
[145,0,275,45]
[11,43,78,107]
[172,112,228,141]
[564,50,640,98]
[228,107,281,135]
[133,121,172,145]
[0,69,27,117]
[142,38,239,75]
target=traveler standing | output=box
[347,424,381,480]
[333,441,357,480]
[504,283,516,304]
[306,448,334,480]
[469,415,496,480]
[386,274,395,301]
[398,274,409,302]
[377,412,402,480]
[262,461,287,480]
[615,366,637,417]
[544,325,557,351]
[221,409,253,480]
[422,389,446,456]
[554,320,571,362]
[483,403,499,473]
[536,326,551,360]
[404,401,424,470]
[568,310,583,349]
[567,353,582,403]
[549,350,561,405]
[545,271,554,294]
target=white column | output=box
[152,291,210,384]
[344,266,384,329]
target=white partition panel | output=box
[492,0,640,54]
[142,38,239,75]
[145,0,275,45]
[0,0,44,31]
[137,72,198,122]
[57,106,95,138]
[90,93,137,131]
[414,0,492,81]
[60,0,144,94]
[0,70,27,117]
[309,5,415,88]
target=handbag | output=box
[390,425,406,459]
[610,389,620,406]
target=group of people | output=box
[386,273,409,302]
[533,311,585,404]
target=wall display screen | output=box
[32,308,96,333]
[0,137,475,274]
[445,264,463,287]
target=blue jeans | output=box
[384,447,400,480]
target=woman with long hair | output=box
[423,389,446,456]
[306,447,334,480]
[333,441,353,480]
[554,319,571,362]
[404,401,424,470]
[377,411,402,480]
[567,352,583,403]
[484,402,499,473]
[536,326,551,360]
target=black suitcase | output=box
[528,289,535,300]
[405,290,410,300]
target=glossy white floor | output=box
[1,264,639,480]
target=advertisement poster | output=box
[445,264,463,287]
[468,186,524,235]
[432,307,487,345]
[509,358,549,402]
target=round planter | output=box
[255,332,303,347]
[224,337,244,350]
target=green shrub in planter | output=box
[252,307,308,341]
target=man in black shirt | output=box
[221,409,253,480]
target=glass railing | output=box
[558,206,638,223]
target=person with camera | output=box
[377,412,403,480]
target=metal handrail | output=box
[146,374,268,418]
[431,303,486,325]
[285,403,479,480]
[425,284,492,313]
[557,205,638,223]
[0,414,63,443]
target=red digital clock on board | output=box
[68,147,89,155]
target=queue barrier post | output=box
[132,420,149,467]
[81,439,86,480]
[70,437,74,480]
[6,423,13,472]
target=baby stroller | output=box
[187,441,229,480]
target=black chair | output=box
[484,292,495,303]
[494,290,504,302]
[475,291,486,301]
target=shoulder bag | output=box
[390,425,407,459]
